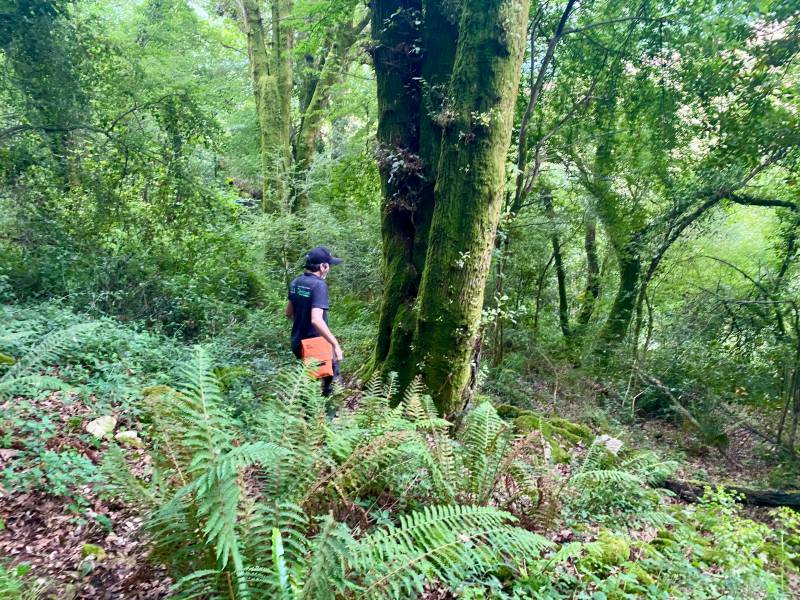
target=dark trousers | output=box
[292,344,340,397]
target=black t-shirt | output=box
[288,272,329,353]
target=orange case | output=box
[300,337,334,378]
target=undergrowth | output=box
[1,304,798,598]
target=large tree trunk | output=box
[369,0,425,386]
[412,0,531,416]
[369,0,458,389]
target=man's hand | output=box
[310,307,342,360]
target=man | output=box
[285,246,344,396]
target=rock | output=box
[86,415,117,439]
[596,434,624,455]
[81,543,107,561]
[114,430,143,448]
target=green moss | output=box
[548,417,593,443]
[512,413,541,432]
[81,543,107,561]
[508,409,594,464]
[512,413,572,463]
[0,352,14,365]
[143,384,178,399]
[495,404,523,419]
[630,562,655,585]
[585,530,630,567]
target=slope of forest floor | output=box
[1,302,799,599]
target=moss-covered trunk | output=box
[596,244,641,358]
[583,93,645,360]
[369,0,425,385]
[239,0,292,212]
[412,0,531,416]
[293,16,368,212]
[577,213,600,327]
[369,0,458,389]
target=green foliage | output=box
[565,437,677,528]
[0,303,795,598]
[0,321,98,396]
[0,303,184,500]
[105,351,555,598]
[0,562,42,600]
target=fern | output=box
[351,505,551,598]
[461,401,511,500]
[0,322,99,396]
[300,515,354,599]
[127,359,565,599]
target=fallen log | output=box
[664,479,800,508]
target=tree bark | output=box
[369,0,425,386]
[541,188,571,340]
[369,0,458,389]
[577,213,600,327]
[238,0,293,211]
[413,0,531,416]
[597,243,641,354]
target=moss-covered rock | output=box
[585,530,631,567]
[495,403,523,419]
[81,543,107,561]
[508,408,593,464]
[548,417,593,444]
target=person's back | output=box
[285,246,343,396]
[288,272,330,357]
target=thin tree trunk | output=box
[597,244,641,357]
[577,213,600,327]
[293,15,369,211]
[413,0,531,416]
[542,188,571,340]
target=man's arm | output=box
[310,307,343,361]
[285,300,294,320]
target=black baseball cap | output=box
[305,246,343,265]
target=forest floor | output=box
[0,390,170,599]
[3,378,796,599]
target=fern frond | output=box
[0,322,99,384]
[351,505,551,598]
[363,370,384,398]
[301,515,355,600]
[101,444,163,508]
[0,322,100,397]
[383,371,398,400]
[460,402,510,498]
[0,374,68,395]
[171,569,233,600]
